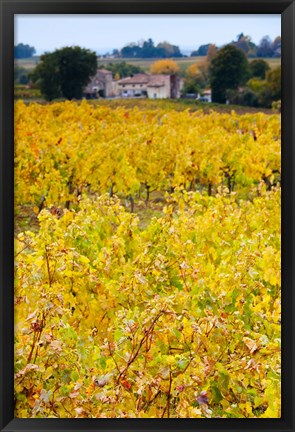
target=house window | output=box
[154,93,157,99]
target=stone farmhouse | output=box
[83,70,183,99]
[83,69,113,98]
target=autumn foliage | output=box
[15,100,280,209]
[14,100,281,418]
[150,59,180,75]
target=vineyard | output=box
[14,100,281,418]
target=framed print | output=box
[1,0,294,431]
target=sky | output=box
[15,14,281,55]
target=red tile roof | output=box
[147,75,169,87]
[117,74,150,85]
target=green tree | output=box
[121,38,183,59]
[121,43,142,58]
[209,44,250,103]
[32,46,97,101]
[191,43,211,57]
[246,65,281,108]
[31,52,61,101]
[249,59,270,79]
[100,61,144,78]
[14,43,36,59]
[156,41,183,58]
[266,65,281,100]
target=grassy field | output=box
[15,56,281,75]
[15,57,40,70]
[262,57,281,69]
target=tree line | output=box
[109,34,280,59]
[184,44,281,108]
[14,43,36,59]
[113,38,184,59]
[15,34,280,62]
[191,34,281,58]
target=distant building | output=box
[84,70,183,99]
[117,73,183,99]
[147,75,171,99]
[117,74,149,98]
[83,69,114,98]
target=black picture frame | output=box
[1,1,294,431]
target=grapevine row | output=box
[15,190,281,418]
[15,100,281,212]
